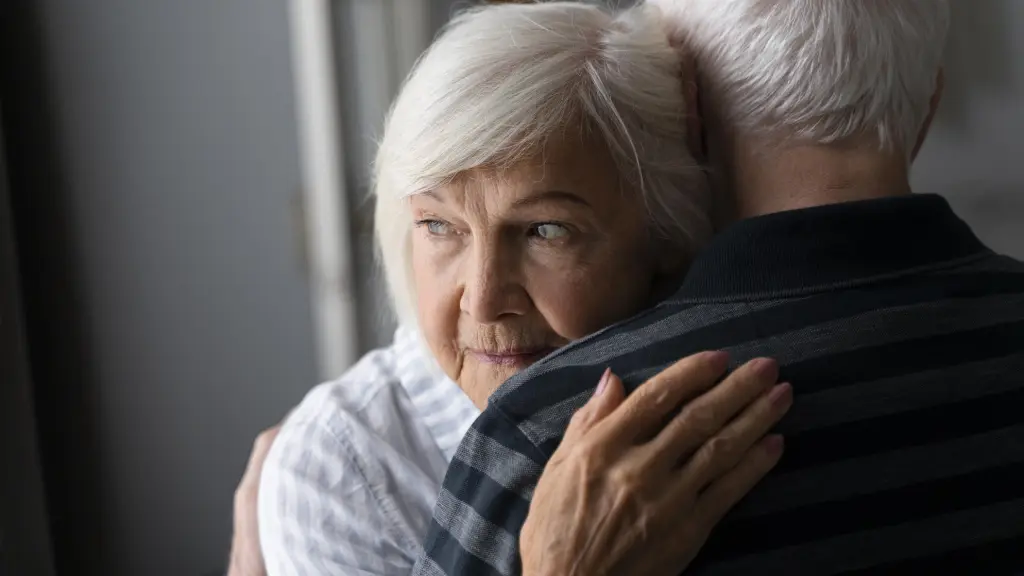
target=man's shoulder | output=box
[912,251,1024,303]
[490,298,741,400]
[944,251,1024,275]
[506,249,1024,381]
[488,250,1024,438]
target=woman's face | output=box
[410,132,675,408]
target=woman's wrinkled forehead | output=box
[409,132,641,223]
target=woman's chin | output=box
[459,356,539,409]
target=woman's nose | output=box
[459,243,529,323]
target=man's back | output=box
[687,256,1024,573]
[416,195,1024,575]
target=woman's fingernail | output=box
[750,357,779,380]
[596,368,612,396]
[765,434,785,455]
[704,350,730,370]
[769,382,793,407]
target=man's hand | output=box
[520,352,792,576]
[228,425,281,576]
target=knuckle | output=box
[631,389,669,417]
[569,405,592,427]
[691,435,738,478]
[703,435,735,462]
[629,385,653,406]
[681,404,720,438]
[570,436,604,464]
[608,465,643,493]
[650,357,697,388]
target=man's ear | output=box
[911,68,945,162]
[685,79,706,164]
[679,54,706,163]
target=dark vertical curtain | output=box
[1,3,102,575]
[0,112,56,576]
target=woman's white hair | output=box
[651,0,950,154]
[374,2,709,326]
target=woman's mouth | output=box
[468,348,556,367]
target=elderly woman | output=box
[252,3,788,576]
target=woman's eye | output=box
[418,219,452,236]
[532,223,570,240]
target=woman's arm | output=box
[519,353,792,576]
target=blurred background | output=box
[1,1,1021,575]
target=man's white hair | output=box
[373,2,710,326]
[651,0,950,153]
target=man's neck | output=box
[725,140,913,221]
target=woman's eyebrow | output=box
[417,190,446,203]
[511,190,592,210]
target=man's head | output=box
[651,0,951,219]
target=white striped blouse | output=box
[258,326,481,576]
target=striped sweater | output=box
[413,194,1024,576]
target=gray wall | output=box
[911,0,1024,259]
[25,1,317,574]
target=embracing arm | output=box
[417,352,791,576]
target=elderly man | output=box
[415,0,1024,575]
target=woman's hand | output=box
[519,351,792,576]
